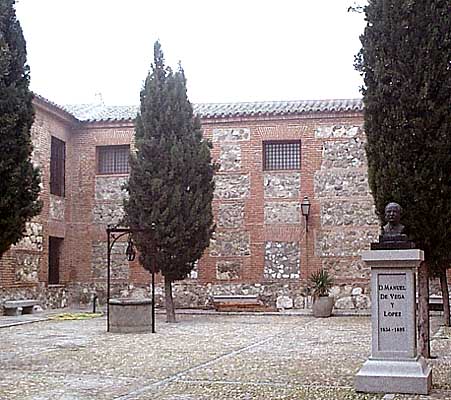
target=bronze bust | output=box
[371,202,415,250]
[383,202,405,236]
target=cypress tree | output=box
[356,0,451,352]
[0,0,41,258]
[125,41,216,322]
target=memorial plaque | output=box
[377,273,409,353]
[355,249,431,395]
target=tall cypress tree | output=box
[0,0,41,258]
[356,0,451,352]
[125,41,216,322]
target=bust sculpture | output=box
[382,202,405,236]
[371,202,415,250]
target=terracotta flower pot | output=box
[312,296,334,317]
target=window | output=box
[97,145,130,174]
[48,236,63,284]
[50,136,65,196]
[263,140,301,170]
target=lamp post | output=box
[301,196,311,232]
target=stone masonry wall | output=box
[265,202,300,224]
[67,280,311,310]
[7,102,428,313]
[209,231,251,257]
[216,260,242,280]
[92,241,129,280]
[264,241,300,280]
[9,222,44,285]
[210,126,252,284]
[214,174,250,199]
[212,127,250,142]
[264,173,300,198]
[49,196,65,221]
[219,143,241,171]
[14,253,40,283]
[95,176,128,201]
[314,125,379,309]
[12,222,43,252]
[218,202,245,228]
[0,284,68,315]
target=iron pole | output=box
[106,228,111,332]
[151,237,156,333]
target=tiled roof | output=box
[194,99,363,119]
[60,98,363,122]
[62,104,138,122]
[33,94,80,122]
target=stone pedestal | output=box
[109,298,152,333]
[355,249,432,395]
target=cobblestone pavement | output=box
[0,312,450,399]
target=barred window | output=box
[50,136,65,196]
[263,140,301,170]
[97,145,130,174]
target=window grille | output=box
[50,136,66,196]
[48,236,63,284]
[263,140,301,170]
[97,145,130,174]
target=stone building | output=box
[1,95,383,312]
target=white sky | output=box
[15,0,367,106]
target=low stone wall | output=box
[6,278,446,314]
[46,285,69,309]
[0,284,69,315]
[66,280,372,312]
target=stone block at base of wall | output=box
[66,281,371,312]
[0,284,68,315]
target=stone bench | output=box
[3,300,40,316]
[416,294,451,311]
[428,294,451,312]
[212,294,267,312]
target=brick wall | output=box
[0,100,76,312]
[1,99,410,311]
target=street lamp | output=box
[301,196,311,232]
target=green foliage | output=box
[309,269,333,298]
[125,41,216,281]
[0,0,41,257]
[356,0,451,271]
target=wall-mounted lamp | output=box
[301,196,311,232]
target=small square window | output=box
[97,145,130,174]
[263,140,301,171]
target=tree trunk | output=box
[164,276,176,323]
[417,261,430,358]
[440,269,450,327]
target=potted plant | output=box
[309,269,334,317]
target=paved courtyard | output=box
[0,312,450,399]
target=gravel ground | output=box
[0,312,449,399]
